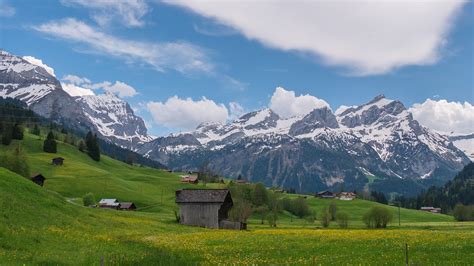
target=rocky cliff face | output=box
[138,95,470,196]
[0,50,151,149]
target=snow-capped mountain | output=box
[447,133,474,161]
[139,95,470,195]
[0,50,151,149]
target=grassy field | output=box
[0,133,473,265]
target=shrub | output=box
[336,212,349,228]
[453,204,474,221]
[319,207,331,228]
[281,197,311,218]
[329,201,338,221]
[82,193,96,207]
[12,124,23,140]
[229,200,253,223]
[363,206,393,228]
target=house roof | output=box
[30,173,45,180]
[119,202,136,209]
[99,199,119,206]
[176,189,231,203]
[318,190,334,195]
[52,157,64,160]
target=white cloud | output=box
[60,74,137,98]
[410,99,474,135]
[147,96,229,129]
[0,0,15,17]
[229,101,245,120]
[61,83,95,97]
[61,0,149,28]
[269,87,330,118]
[165,0,466,75]
[34,18,214,74]
[62,74,90,85]
[22,56,55,77]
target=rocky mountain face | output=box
[139,96,470,196]
[0,50,151,149]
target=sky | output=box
[0,0,472,136]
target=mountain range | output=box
[0,49,472,195]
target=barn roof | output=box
[99,199,119,206]
[176,189,231,203]
[30,173,45,180]
[119,202,135,209]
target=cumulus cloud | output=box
[165,0,466,75]
[34,18,214,74]
[60,74,137,98]
[22,56,55,77]
[229,101,245,120]
[61,0,149,28]
[410,99,474,135]
[147,96,229,129]
[269,87,330,118]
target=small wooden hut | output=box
[30,173,45,187]
[52,157,64,166]
[175,189,234,229]
[119,202,137,211]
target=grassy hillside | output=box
[1,132,473,264]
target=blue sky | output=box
[0,0,472,136]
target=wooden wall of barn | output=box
[179,203,221,229]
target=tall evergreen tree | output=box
[85,131,100,161]
[12,123,24,140]
[31,124,41,136]
[1,124,12,146]
[43,131,57,153]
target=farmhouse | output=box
[99,199,120,209]
[29,173,45,187]
[176,189,241,229]
[119,202,137,211]
[317,190,336,198]
[420,207,442,214]
[52,157,64,166]
[337,192,356,201]
[180,176,198,184]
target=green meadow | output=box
[0,133,473,265]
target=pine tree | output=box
[12,123,24,140]
[43,131,57,153]
[85,131,100,161]
[78,140,86,152]
[1,124,12,146]
[31,124,41,136]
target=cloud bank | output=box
[147,96,229,129]
[61,74,137,98]
[165,0,466,75]
[270,87,330,118]
[410,99,474,135]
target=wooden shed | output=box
[52,157,64,166]
[119,202,137,211]
[175,189,233,229]
[30,173,45,187]
[316,190,335,198]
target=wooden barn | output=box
[119,202,137,211]
[175,189,234,229]
[30,173,45,187]
[52,157,64,166]
[99,199,120,209]
[180,176,198,184]
[316,190,335,198]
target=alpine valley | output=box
[1,50,471,196]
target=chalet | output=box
[316,190,335,199]
[180,176,198,184]
[176,189,243,229]
[52,157,64,166]
[337,192,356,201]
[420,207,442,214]
[30,173,45,187]
[119,202,137,211]
[99,199,120,209]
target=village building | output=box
[51,157,64,166]
[337,192,357,201]
[180,175,199,184]
[99,199,120,209]
[236,179,249,185]
[29,173,45,187]
[176,189,243,229]
[316,190,336,198]
[420,207,442,214]
[119,202,137,211]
